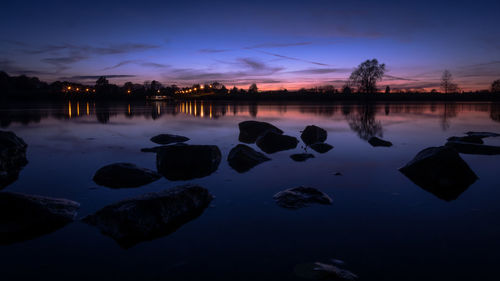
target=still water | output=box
[1,101,500,281]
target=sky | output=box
[1,0,499,91]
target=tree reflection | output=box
[490,103,500,122]
[346,103,383,141]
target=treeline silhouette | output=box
[1,71,500,102]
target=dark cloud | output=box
[23,43,159,56]
[141,62,169,68]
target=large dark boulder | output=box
[150,134,189,145]
[0,192,79,244]
[310,142,334,153]
[156,144,221,180]
[83,184,213,248]
[0,131,28,189]
[227,144,270,173]
[465,131,500,138]
[273,186,332,209]
[445,141,500,155]
[301,125,327,145]
[256,131,299,154]
[238,120,283,143]
[399,146,478,201]
[290,153,315,162]
[447,136,484,144]
[93,163,161,188]
[368,136,393,147]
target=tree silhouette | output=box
[349,59,386,93]
[491,79,500,93]
[385,86,391,94]
[248,83,258,94]
[440,70,458,94]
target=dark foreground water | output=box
[1,101,500,281]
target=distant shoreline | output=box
[2,91,500,103]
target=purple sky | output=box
[1,0,499,90]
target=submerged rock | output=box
[273,186,332,209]
[399,146,477,201]
[227,144,270,173]
[0,192,79,244]
[313,262,359,281]
[447,136,484,144]
[238,120,283,143]
[310,142,334,153]
[445,140,500,155]
[93,163,161,188]
[0,131,28,189]
[256,131,299,154]
[140,143,187,153]
[290,153,315,162]
[368,136,393,147]
[83,184,213,248]
[465,131,500,138]
[301,125,327,145]
[156,144,221,180]
[150,134,189,145]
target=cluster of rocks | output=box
[445,131,500,155]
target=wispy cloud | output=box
[255,50,328,66]
[244,42,312,49]
[198,48,232,53]
[60,75,136,80]
[288,68,350,75]
[103,60,169,70]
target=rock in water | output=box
[238,120,283,143]
[93,163,161,188]
[150,134,189,145]
[445,141,500,155]
[83,185,213,248]
[368,136,393,147]
[310,142,334,153]
[465,131,500,138]
[447,136,484,144]
[256,131,299,154]
[273,186,332,209]
[0,192,79,244]
[0,131,28,189]
[301,125,327,145]
[399,146,477,201]
[290,153,315,162]
[227,144,270,173]
[156,144,221,180]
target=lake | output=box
[1,100,500,281]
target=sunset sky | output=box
[1,0,499,91]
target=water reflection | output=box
[1,101,499,137]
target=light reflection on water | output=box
[0,101,500,281]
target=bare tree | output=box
[491,79,500,93]
[441,70,458,94]
[349,59,386,93]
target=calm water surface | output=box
[1,101,500,281]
